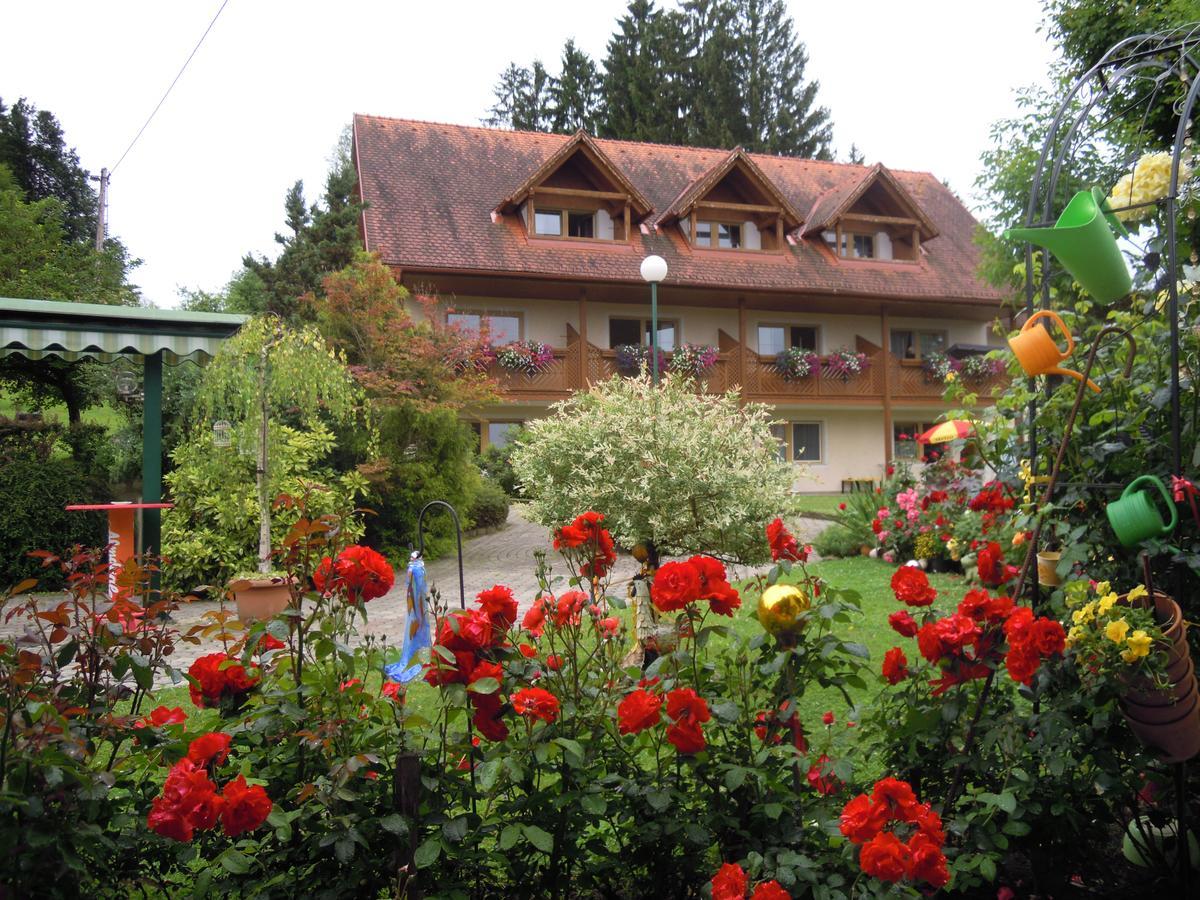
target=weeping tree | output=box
[194,316,364,573]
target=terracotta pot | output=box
[230,577,292,622]
[1036,550,1062,586]
[1122,663,1196,710]
[859,545,872,557]
[1122,693,1200,763]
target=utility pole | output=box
[93,167,109,250]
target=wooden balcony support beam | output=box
[531,186,630,202]
[881,307,893,464]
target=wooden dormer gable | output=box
[656,148,803,252]
[495,131,652,242]
[802,163,938,262]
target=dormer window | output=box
[693,220,742,249]
[533,208,597,238]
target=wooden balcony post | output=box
[881,307,893,464]
[577,292,589,388]
[737,297,748,403]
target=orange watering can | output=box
[1007,310,1100,393]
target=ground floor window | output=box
[894,422,935,462]
[770,421,823,463]
[486,421,523,450]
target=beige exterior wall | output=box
[770,406,889,492]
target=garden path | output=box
[3,508,827,683]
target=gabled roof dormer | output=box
[495,130,652,243]
[656,148,803,253]
[803,163,938,263]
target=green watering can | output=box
[1106,475,1178,547]
[1004,188,1132,304]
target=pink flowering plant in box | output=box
[773,347,820,381]
[494,340,554,376]
[821,347,870,380]
[668,342,719,377]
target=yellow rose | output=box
[1127,584,1148,602]
[1125,629,1152,659]
[1097,593,1118,615]
[1106,618,1130,643]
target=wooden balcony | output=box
[486,337,1005,406]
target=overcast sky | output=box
[1,0,1056,308]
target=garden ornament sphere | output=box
[757,583,811,639]
[640,255,668,283]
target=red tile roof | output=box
[801,162,939,240]
[654,147,804,229]
[353,115,1002,304]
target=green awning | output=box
[0,297,246,365]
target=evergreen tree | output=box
[846,143,866,165]
[600,1,689,144]
[486,62,555,131]
[680,0,745,150]
[550,40,603,133]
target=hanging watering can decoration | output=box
[1008,310,1100,393]
[1004,187,1132,304]
[1106,476,1178,547]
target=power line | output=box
[110,0,231,174]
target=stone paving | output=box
[3,507,829,682]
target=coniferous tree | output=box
[680,0,746,150]
[550,40,603,133]
[486,62,555,132]
[600,0,689,144]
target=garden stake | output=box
[945,326,1134,812]
[416,500,466,610]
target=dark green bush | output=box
[469,476,510,529]
[478,425,526,497]
[365,404,479,559]
[813,523,866,558]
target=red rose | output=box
[617,689,662,735]
[666,718,706,754]
[665,687,710,754]
[750,882,791,900]
[933,613,980,651]
[1031,618,1066,656]
[881,647,909,685]
[977,541,1016,587]
[381,680,403,701]
[545,654,563,671]
[822,711,835,726]
[916,622,945,664]
[256,633,286,653]
[839,793,887,844]
[135,705,187,728]
[688,554,727,586]
[906,832,950,888]
[147,795,193,842]
[555,512,616,579]
[512,687,559,723]
[186,732,232,767]
[518,642,537,658]
[1005,642,1041,685]
[859,831,911,883]
[471,690,509,741]
[554,590,588,628]
[159,759,224,834]
[424,649,476,686]
[871,777,918,818]
[553,524,587,549]
[476,585,518,628]
[597,616,621,638]
[706,580,742,616]
[439,609,494,652]
[766,517,805,562]
[187,653,259,709]
[911,802,945,843]
[806,754,840,795]
[887,610,918,637]
[890,567,937,606]
[651,561,702,612]
[313,556,334,592]
[711,863,747,900]
[334,545,394,602]
[220,774,272,837]
[522,599,548,637]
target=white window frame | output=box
[447,310,525,344]
[757,323,819,356]
[771,420,824,464]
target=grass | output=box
[142,557,961,745]
[0,393,126,429]
[789,493,848,518]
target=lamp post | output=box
[639,255,668,384]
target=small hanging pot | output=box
[1036,550,1063,586]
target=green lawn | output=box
[0,394,126,429]
[143,557,960,745]
[789,493,848,518]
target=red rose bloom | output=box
[916,622,946,664]
[220,774,272,838]
[522,599,548,637]
[766,517,806,562]
[1005,642,1041,685]
[313,555,334,593]
[554,591,588,628]
[665,687,710,754]
[706,580,742,616]
[859,831,911,882]
[476,585,518,628]
[380,680,403,701]
[135,705,187,728]
[1031,618,1066,656]
[881,647,909,685]
[439,609,495,652]
[890,566,937,606]
[518,642,537,658]
[750,882,791,900]
[471,690,509,741]
[839,793,887,844]
[555,511,616,579]
[186,732,232,767]
[512,687,559,722]
[651,561,702,612]
[187,653,260,709]
[907,832,950,888]
[334,545,395,601]
[711,863,748,900]
[617,688,662,735]
[871,777,918,818]
[666,718,706,754]
[597,616,621,638]
[887,609,918,637]
[933,613,980,651]
[806,754,840,795]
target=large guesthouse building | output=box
[351,116,1007,492]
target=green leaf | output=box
[580,794,606,815]
[523,824,554,853]
[646,790,671,812]
[192,867,213,898]
[996,791,1016,814]
[842,642,870,659]
[763,802,783,820]
[443,816,468,843]
[499,824,522,851]
[414,838,441,868]
[379,813,407,835]
[467,677,499,695]
[334,839,355,863]
[724,766,748,791]
[979,856,997,881]
[218,849,251,874]
[477,758,502,791]
[555,737,584,761]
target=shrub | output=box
[813,523,866,558]
[512,373,794,563]
[469,476,510,529]
[478,424,525,497]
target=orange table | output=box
[65,502,173,598]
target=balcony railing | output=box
[485,339,1006,404]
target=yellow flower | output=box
[1094,581,1111,597]
[1107,151,1193,224]
[1066,625,1086,647]
[1072,602,1096,625]
[1127,584,1148,602]
[1125,629,1152,659]
[946,372,957,383]
[1097,593,1118,615]
[1105,618,1130,643]
[1120,648,1139,664]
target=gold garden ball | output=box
[757,584,811,638]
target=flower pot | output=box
[230,576,292,623]
[1123,662,1196,710]
[1036,550,1063,586]
[1122,815,1200,869]
[1121,691,1200,763]
[859,545,872,557]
